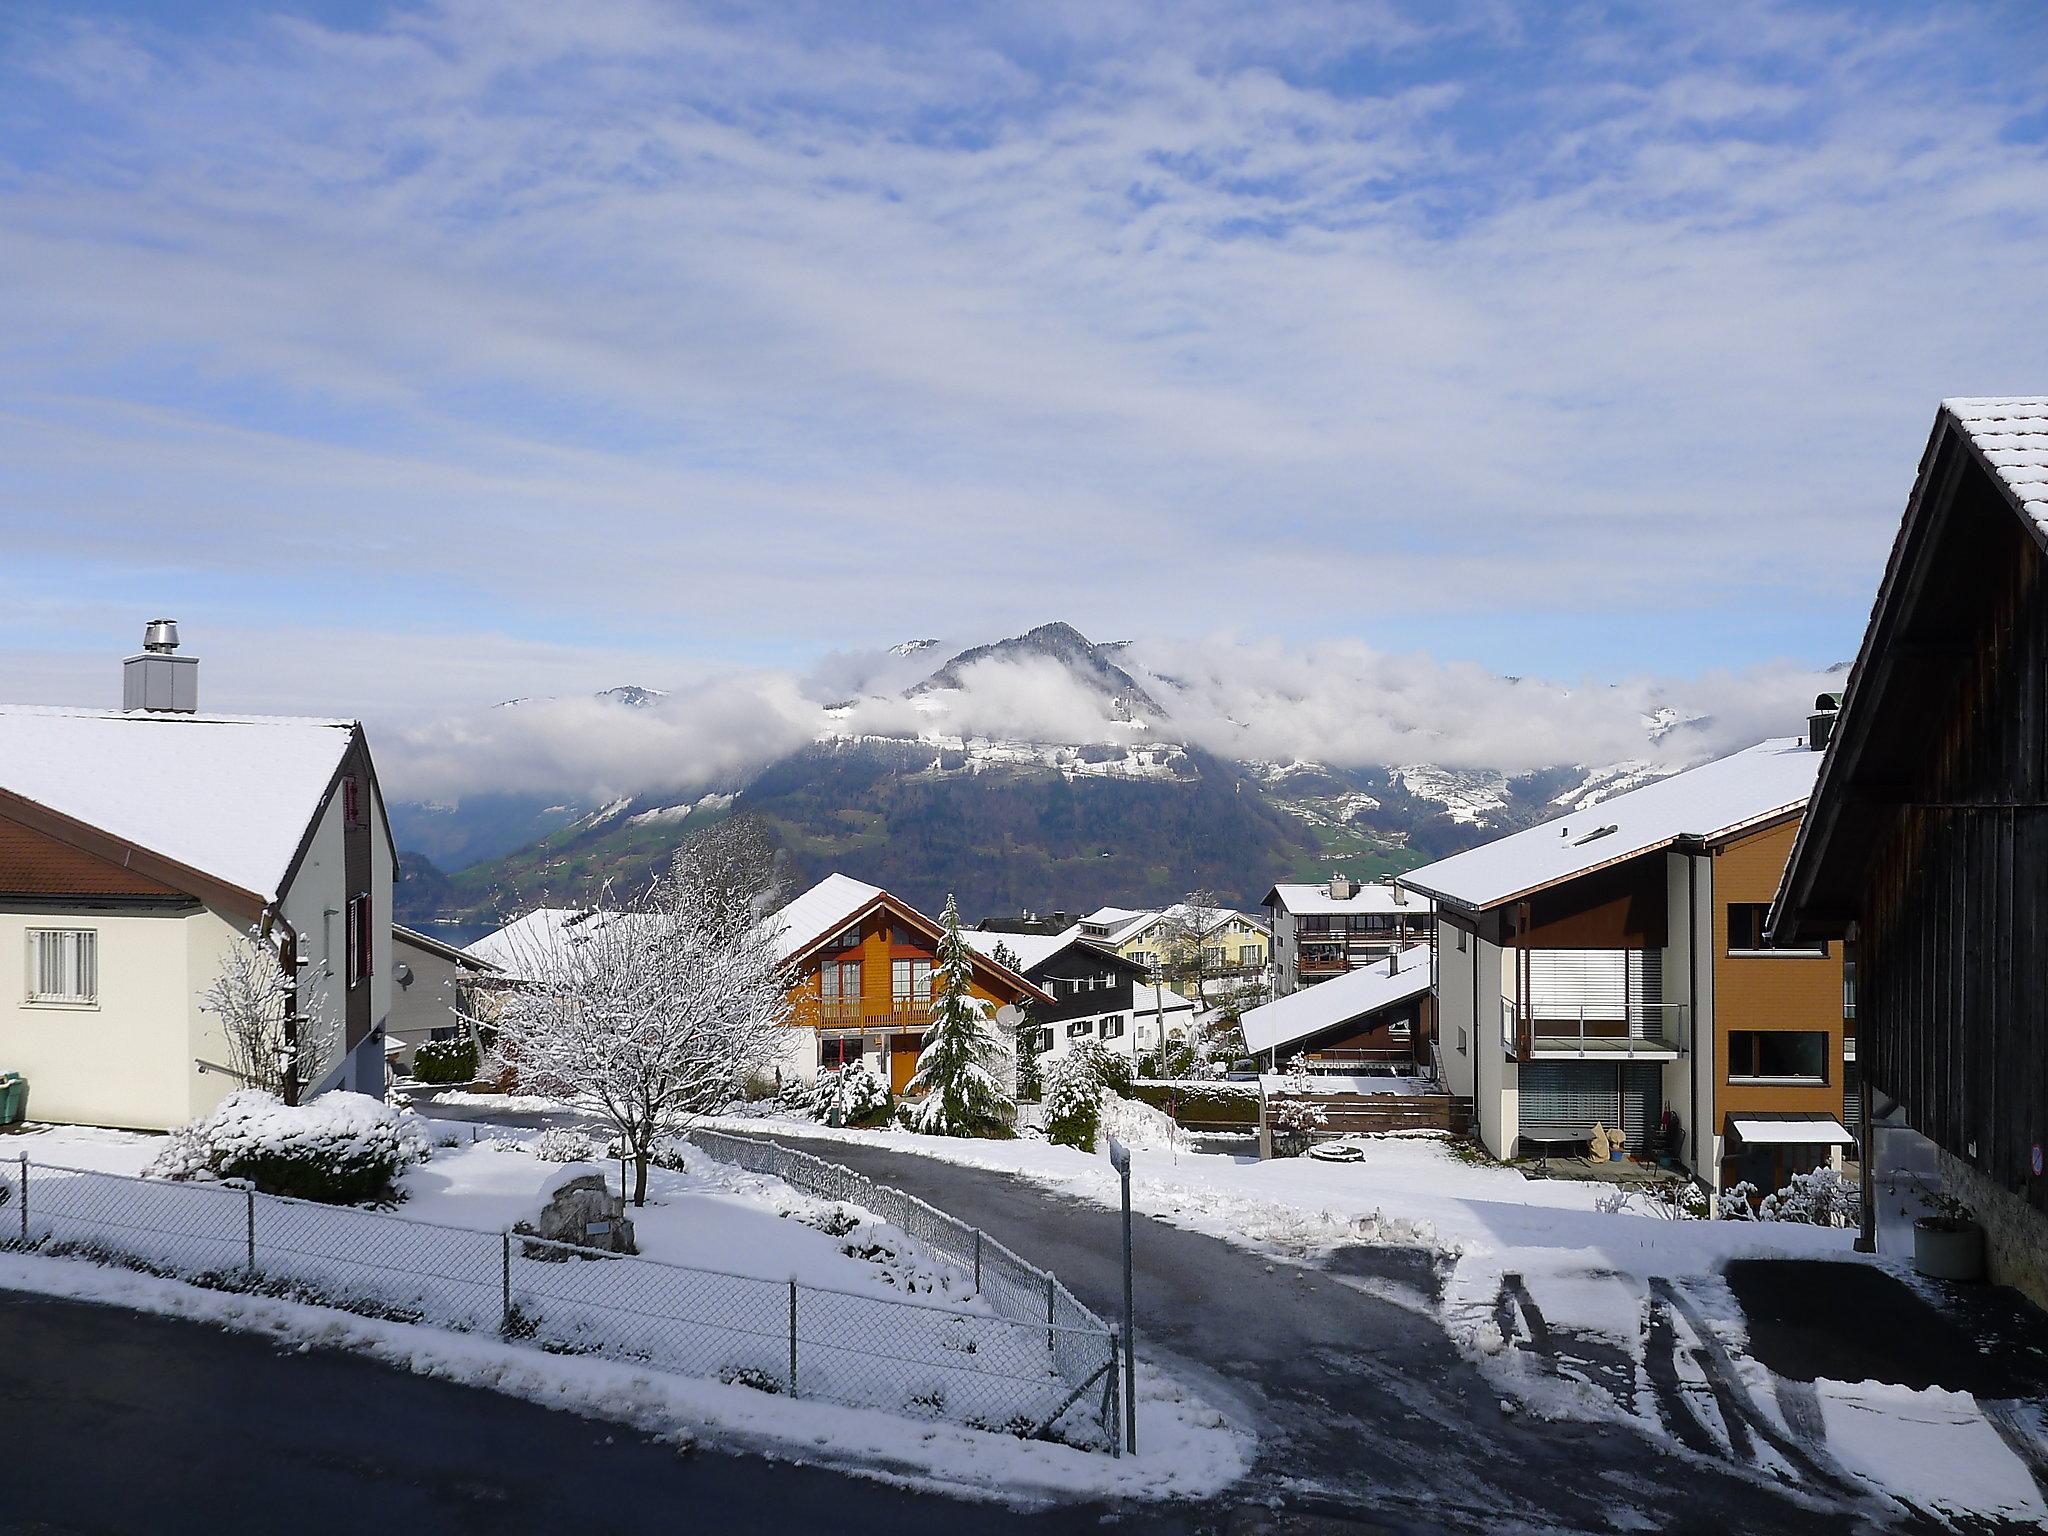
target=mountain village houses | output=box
[1399,729,1850,1199]
[962,925,1200,1070]
[0,624,395,1129]
[1072,901,1271,1000]
[1265,876,1432,994]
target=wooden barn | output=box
[1776,397,2048,1308]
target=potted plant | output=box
[1913,1193,1985,1281]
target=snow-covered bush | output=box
[1270,1095,1327,1158]
[1099,1091,1183,1153]
[1043,1053,1102,1151]
[412,1038,478,1085]
[1075,1042,1134,1098]
[1759,1167,1856,1226]
[148,1090,430,1203]
[1716,1180,1760,1220]
[533,1126,601,1163]
[810,1061,893,1128]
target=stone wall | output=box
[1938,1150,2048,1313]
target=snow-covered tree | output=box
[485,849,793,1204]
[1043,1051,1102,1151]
[202,927,335,1104]
[905,896,1013,1137]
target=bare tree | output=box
[486,846,794,1205]
[202,928,335,1101]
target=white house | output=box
[388,924,500,1072]
[0,623,395,1130]
[1264,876,1433,995]
[962,926,1200,1072]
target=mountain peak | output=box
[596,685,667,708]
[909,621,1166,719]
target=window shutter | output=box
[1528,951,1626,1020]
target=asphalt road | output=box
[0,1287,1188,1536]
[661,1126,1870,1535]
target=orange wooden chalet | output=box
[765,874,1048,1093]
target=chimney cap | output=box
[142,619,180,654]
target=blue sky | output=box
[2,0,2045,776]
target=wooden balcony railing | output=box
[801,998,937,1031]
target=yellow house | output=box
[1074,903,1270,980]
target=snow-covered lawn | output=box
[0,1120,1250,1505]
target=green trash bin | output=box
[0,1074,26,1127]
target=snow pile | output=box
[147,1090,431,1202]
[1815,1379,2046,1525]
[1098,1093,1184,1154]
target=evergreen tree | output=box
[989,938,1041,1102]
[906,896,1014,1136]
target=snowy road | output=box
[690,1127,1878,1535]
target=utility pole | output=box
[1107,1135,1136,1454]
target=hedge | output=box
[1127,1081,1258,1127]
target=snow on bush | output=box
[148,1090,431,1204]
[1759,1167,1856,1225]
[1269,1096,1327,1157]
[533,1126,602,1163]
[809,1061,893,1128]
[1716,1180,1760,1220]
[1099,1092,1183,1154]
[1043,1053,1101,1151]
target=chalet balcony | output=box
[1500,996,1686,1060]
[804,997,937,1031]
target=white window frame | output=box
[1066,1018,1095,1039]
[1101,1017,1126,1040]
[26,927,99,1007]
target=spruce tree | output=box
[907,896,1013,1136]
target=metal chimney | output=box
[124,619,198,713]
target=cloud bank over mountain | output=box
[379,627,1842,805]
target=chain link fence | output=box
[0,1153,1118,1451]
[686,1129,1118,1440]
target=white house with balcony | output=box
[1399,737,1828,1177]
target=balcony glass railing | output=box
[1499,998,1689,1056]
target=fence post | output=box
[1046,1274,1055,1353]
[17,1155,25,1242]
[788,1280,798,1398]
[973,1229,983,1293]
[245,1188,256,1272]
[500,1231,512,1333]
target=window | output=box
[1066,1018,1095,1039]
[820,960,861,1013]
[1101,1017,1126,1040]
[345,894,373,986]
[1239,945,1261,967]
[1202,946,1224,968]
[1728,1030,1828,1082]
[27,929,97,1004]
[1031,1028,1054,1054]
[1456,1026,1468,1055]
[1456,928,1468,953]
[891,958,933,1008]
[820,1036,864,1070]
[1728,903,1825,956]
[341,773,365,830]
[1130,951,1155,969]
[1843,939,1858,1020]
[824,924,860,952]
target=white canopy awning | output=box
[1730,1115,1854,1148]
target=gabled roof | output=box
[764,873,1050,1004]
[1263,881,1428,917]
[394,923,501,972]
[1777,397,2048,940]
[0,705,361,907]
[1238,944,1432,1055]
[961,927,1152,978]
[1401,738,1820,913]
[464,907,628,976]
[1078,902,1266,947]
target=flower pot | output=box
[1912,1217,1984,1281]
[1609,1146,1624,1162]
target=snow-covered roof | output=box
[1077,903,1265,946]
[1132,985,1198,1018]
[1238,945,1432,1055]
[759,873,885,960]
[1946,397,2048,527]
[394,923,500,971]
[1264,881,1428,917]
[463,908,625,975]
[961,928,1076,971]
[0,704,357,902]
[1729,1115,1854,1148]
[1399,738,1821,912]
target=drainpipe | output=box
[1687,854,1701,1195]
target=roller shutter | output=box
[1528,951,1625,1021]
[1622,1063,1662,1148]
[1518,1062,1620,1136]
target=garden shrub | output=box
[412,1038,479,1084]
[148,1090,430,1203]
[810,1061,894,1128]
[1043,1054,1101,1151]
[533,1126,601,1163]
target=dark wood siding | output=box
[1860,467,2048,1219]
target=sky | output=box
[2,0,2045,798]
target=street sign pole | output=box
[1107,1135,1136,1454]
